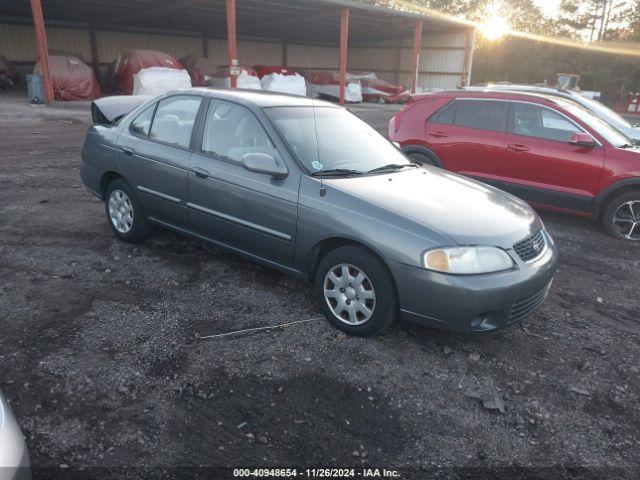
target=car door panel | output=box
[187,99,299,267]
[426,99,509,187]
[501,101,605,212]
[118,95,202,228]
[118,138,190,226]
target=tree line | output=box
[370,0,640,103]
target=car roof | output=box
[466,84,579,98]
[169,87,339,108]
[413,89,572,106]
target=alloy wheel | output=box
[613,200,640,240]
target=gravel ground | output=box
[1,91,639,479]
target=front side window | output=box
[512,103,582,142]
[201,100,276,163]
[149,95,201,148]
[130,104,155,137]
[266,106,411,174]
[560,99,632,147]
[454,100,507,132]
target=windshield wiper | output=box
[310,168,364,177]
[619,143,635,149]
[367,163,418,174]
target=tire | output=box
[602,191,640,241]
[407,151,437,167]
[314,245,398,337]
[104,178,152,243]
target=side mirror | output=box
[569,132,596,148]
[241,152,288,178]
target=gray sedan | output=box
[81,89,558,336]
[0,391,30,480]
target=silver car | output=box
[0,391,30,480]
[81,89,557,337]
[467,83,640,142]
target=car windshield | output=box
[265,106,412,175]
[559,99,633,147]
[575,95,633,130]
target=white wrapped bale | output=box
[209,71,262,90]
[260,73,307,96]
[132,67,192,95]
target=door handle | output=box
[193,167,210,179]
[428,131,448,138]
[507,144,530,152]
[122,147,135,156]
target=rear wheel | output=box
[104,179,152,243]
[603,192,640,241]
[314,246,398,337]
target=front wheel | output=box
[602,192,640,241]
[314,246,398,337]
[104,179,152,243]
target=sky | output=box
[533,0,562,17]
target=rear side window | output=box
[512,103,583,142]
[201,100,276,163]
[431,101,455,125]
[149,95,202,148]
[454,100,507,132]
[130,104,155,137]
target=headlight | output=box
[423,246,514,274]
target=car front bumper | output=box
[390,242,558,333]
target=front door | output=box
[187,99,299,267]
[501,101,605,213]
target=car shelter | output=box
[0,0,476,104]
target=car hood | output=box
[324,167,540,248]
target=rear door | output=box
[501,101,605,213]
[425,98,509,187]
[118,94,203,228]
[187,99,300,268]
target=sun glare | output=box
[479,15,510,41]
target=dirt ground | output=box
[1,91,639,479]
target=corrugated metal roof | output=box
[0,0,472,45]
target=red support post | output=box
[411,20,423,94]
[202,34,209,58]
[339,8,349,105]
[461,29,472,87]
[30,0,54,102]
[226,0,238,88]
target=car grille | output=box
[509,282,552,323]
[513,229,547,262]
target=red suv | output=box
[389,90,640,241]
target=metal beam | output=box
[339,8,349,105]
[411,20,423,94]
[97,0,210,27]
[29,0,54,103]
[226,0,238,88]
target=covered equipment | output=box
[350,72,410,103]
[109,49,183,95]
[305,70,362,103]
[33,54,99,101]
